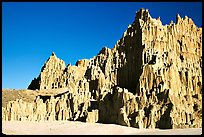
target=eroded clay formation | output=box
[2,8,202,129]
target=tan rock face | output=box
[3,8,202,129]
[28,52,66,90]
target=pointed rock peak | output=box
[176,14,181,19]
[188,18,194,25]
[98,46,111,55]
[176,14,182,24]
[184,15,188,20]
[51,52,56,56]
[49,52,58,59]
[42,51,65,72]
[136,8,151,21]
[138,8,148,14]
[45,52,58,62]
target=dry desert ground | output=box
[2,121,202,135]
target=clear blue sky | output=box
[2,2,202,89]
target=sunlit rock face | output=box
[3,8,202,129]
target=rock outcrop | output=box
[3,8,202,129]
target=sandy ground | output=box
[2,121,202,135]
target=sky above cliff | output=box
[2,2,202,89]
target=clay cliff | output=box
[2,8,202,129]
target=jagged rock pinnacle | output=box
[176,14,182,24]
[51,52,56,57]
[135,8,151,22]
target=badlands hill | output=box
[2,8,202,130]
